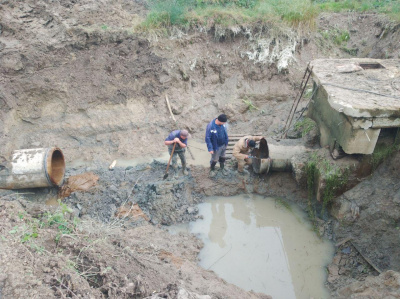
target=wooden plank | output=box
[350,241,383,274]
[165,95,176,122]
[335,237,353,247]
[335,237,382,274]
[228,135,263,141]
[229,133,263,137]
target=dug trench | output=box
[1,141,400,298]
[1,0,400,297]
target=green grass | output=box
[8,200,78,245]
[294,117,316,137]
[371,142,400,170]
[319,161,349,210]
[320,28,350,45]
[315,0,399,15]
[242,98,265,113]
[138,0,398,31]
[139,0,319,31]
[305,153,349,223]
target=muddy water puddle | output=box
[170,194,334,299]
[67,140,209,169]
[113,140,210,168]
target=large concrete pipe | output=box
[252,138,309,174]
[0,148,65,189]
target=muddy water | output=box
[45,197,59,206]
[67,140,209,168]
[172,194,334,299]
[144,139,209,167]
[186,140,210,167]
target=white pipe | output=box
[252,139,307,174]
[0,148,65,189]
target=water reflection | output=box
[188,195,333,299]
[210,202,227,248]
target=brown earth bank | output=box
[1,0,400,298]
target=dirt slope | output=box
[0,199,270,298]
[333,151,400,272]
[1,1,398,164]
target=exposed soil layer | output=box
[0,199,271,299]
[1,0,400,297]
[332,151,400,272]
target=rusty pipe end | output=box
[46,148,66,187]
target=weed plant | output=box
[371,140,400,170]
[8,200,78,246]
[305,152,349,233]
[306,153,318,232]
[275,197,304,223]
[320,160,349,211]
[242,98,265,113]
[294,117,315,137]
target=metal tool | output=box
[163,143,176,180]
[187,146,195,160]
[124,166,133,179]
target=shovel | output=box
[163,143,176,180]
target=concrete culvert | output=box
[252,138,271,174]
[0,147,66,189]
[252,138,308,174]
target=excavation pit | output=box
[169,194,334,298]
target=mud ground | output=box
[1,0,400,298]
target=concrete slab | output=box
[310,58,400,119]
[308,58,400,154]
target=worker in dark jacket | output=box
[205,114,229,177]
[165,129,190,176]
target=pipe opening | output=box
[47,148,65,186]
[252,138,270,174]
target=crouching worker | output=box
[164,129,190,176]
[233,136,264,174]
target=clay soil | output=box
[1,0,400,298]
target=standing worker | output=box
[164,129,190,176]
[233,136,264,174]
[205,114,229,178]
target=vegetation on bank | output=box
[371,128,400,170]
[294,117,316,137]
[139,0,400,31]
[305,152,349,232]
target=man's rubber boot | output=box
[219,157,228,176]
[209,162,217,178]
[182,164,188,175]
[220,163,228,176]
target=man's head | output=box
[215,114,227,125]
[180,129,190,139]
[248,140,256,148]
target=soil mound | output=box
[0,199,270,298]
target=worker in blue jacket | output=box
[205,114,229,177]
[165,129,190,176]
